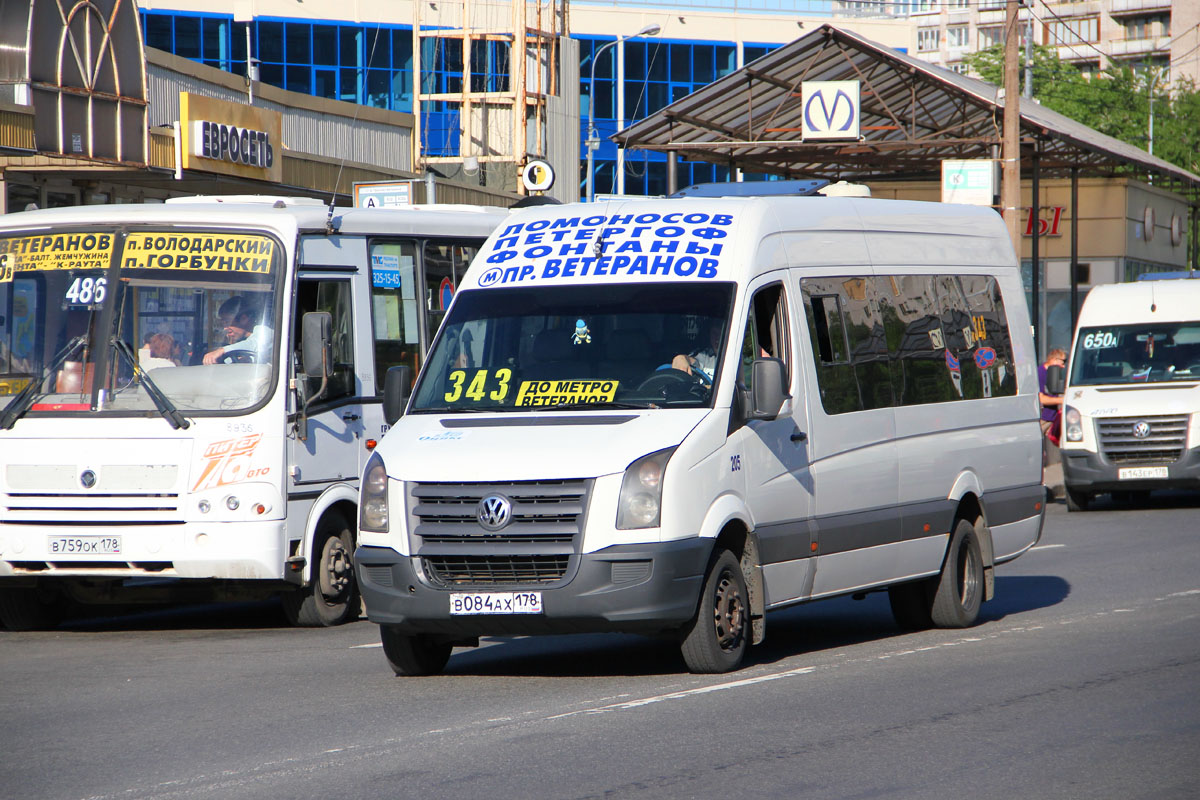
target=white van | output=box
[355,195,1047,674]
[1056,279,1200,511]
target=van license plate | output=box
[450,592,543,615]
[47,535,122,555]
[1118,467,1168,480]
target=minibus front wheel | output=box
[283,511,360,627]
[380,626,453,676]
[680,549,749,674]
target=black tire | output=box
[0,587,65,632]
[1065,486,1091,512]
[930,518,985,628]
[680,549,749,674]
[282,512,360,627]
[380,625,452,676]
[888,580,934,631]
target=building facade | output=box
[905,0,1192,87]
[133,0,916,200]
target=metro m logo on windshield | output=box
[801,81,860,141]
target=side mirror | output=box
[1045,363,1066,395]
[747,358,790,420]
[383,365,413,426]
[301,312,333,379]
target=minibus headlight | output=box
[360,453,390,532]
[617,447,675,530]
[1064,405,1083,443]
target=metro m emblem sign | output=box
[801,81,860,141]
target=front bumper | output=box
[1061,447,1200,494]
[355,538,713,636]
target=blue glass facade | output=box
[579,35,781,196]
[141,10,783,193]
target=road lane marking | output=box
[1031,544,1066,550]
[73,586,1200,800]
[351,642,382,649]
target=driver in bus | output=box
[203,296,273,365]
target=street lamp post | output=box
[585,23,661,203]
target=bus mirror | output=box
[301,312,333,379]
[383,365,413,425]
[1045,364,1066,394]
[748,358,789,420]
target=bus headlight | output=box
[1064,405,1083,442]
[617,447,675,530]
[360,453,390,532]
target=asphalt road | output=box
[2,493,1198,800]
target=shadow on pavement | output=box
[436,574,1071,678]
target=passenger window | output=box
[960,275,1018,398]
[740,283,791,393]
[802,278,862,415]
[294,279,355,404]
[369,241,420,393]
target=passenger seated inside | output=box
[140,333,178,370]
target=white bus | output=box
[0,197,509,630]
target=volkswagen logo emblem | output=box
[80,469,97,489]
[1132,420,1152,439]
[477,494,512,531]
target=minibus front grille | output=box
[421,555,571,586]
[2,492,183,523]
[408,479,589,547]
[1097,415,1188,464]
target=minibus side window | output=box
[369,241,420,393]
[294,278,356,403]
[802,279,862,414]
[741,283,791,393]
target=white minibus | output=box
[0,198,509,629]
[355,194,1047,674]
[1055,279,1200,510]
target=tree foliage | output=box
[964,44,1200,176]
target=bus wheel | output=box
[1065,486,1090,512]
[930,519,984,628]
[380,626,452,676]
[0,586,65,631]
[283,512,360,627]
[680,549,748,674]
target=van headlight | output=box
[1064,405,1083,442]
[360,453,390,532]
[617,447,675,530]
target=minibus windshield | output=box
[411,282,736,412]
[0,227,283,422]
[1071,322,1200,386]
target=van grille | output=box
[422,555,570,587]
[1097,415,1188,464]
[408,479,589,586]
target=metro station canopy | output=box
[614,24,1200,196]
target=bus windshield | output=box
[0,227,284,421]
[1071,322,1200,386]
[410,283,736,412]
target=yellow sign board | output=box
[180,92,283,182]
[0,233,115,281]
[122,233,276,274]
[514,379,618,407]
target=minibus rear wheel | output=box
[681,549,749,673]
[930,519,984,628]
[380,626,452,676]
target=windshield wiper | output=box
[0,335,88,430]
[111,338,191,430]
[412,405,499,414]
